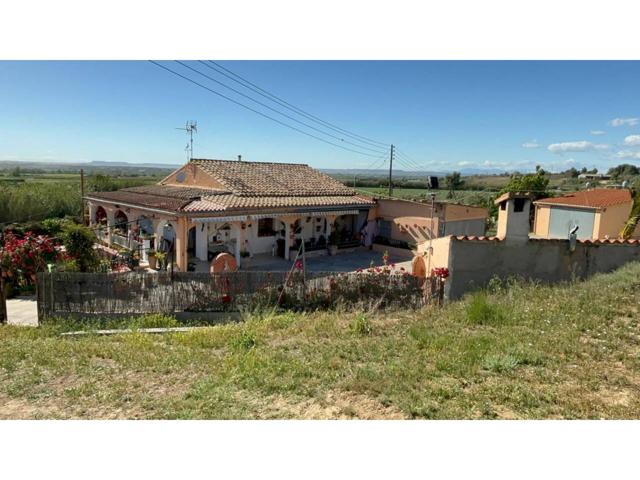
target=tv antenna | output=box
[176,121,197,160]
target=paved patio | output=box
[6,295,38,327]
[191,247,413,273]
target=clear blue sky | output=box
[1,61,640,173]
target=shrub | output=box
[41,217,75,236]
[466,293,506,325]
[61,223,98,272]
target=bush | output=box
[41,217,75,236]
[466,293,506,325]
[61,223,98,272]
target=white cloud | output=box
[609,117,639,127]
[623,135,640,146]
[616,150,640,159]
[547,141,609,154]
[590,130,606,135]
[521,140,540,148]
[457,161,472,166]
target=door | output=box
[548,207,595,239]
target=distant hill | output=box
[0,160,178,174]
[321,167,505,177]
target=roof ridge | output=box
[191,158,309,167]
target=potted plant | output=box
[328,230,339,256]
[155,251,166,271]
[147,250,157,270]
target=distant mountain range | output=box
[0,160,179,172]
[321,167,506,176]
[0,159,506,176]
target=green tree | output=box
[499,171,550,199]
[61,223,98,272]
[445,171,464,198]
[607,163,640,179]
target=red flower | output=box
[431,267,450,279]
[294,260,303,271]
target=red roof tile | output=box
[535,188,632,209]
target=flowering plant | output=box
[0,231,61,285]
[431,267,450,279]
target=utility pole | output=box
[388,144,395,197]
[80,168,86,225]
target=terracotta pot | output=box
[148,256,157,270]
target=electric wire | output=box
[206,60,390,149]
[149,61,382,158]
[176,61,388,155]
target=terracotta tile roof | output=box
[535,188,632,209]
[85,190,190,212]
[86,159,375,214]
[189,158,355,197]
[452,235,502,242]
[121,184,228,199]
[183,194,375,213]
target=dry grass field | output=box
[1,263,639,419]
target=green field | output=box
[358,187,495,205]
[0,172,161,225]
[1,262,639,419]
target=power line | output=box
[395,148,429,171]
[361,152,388,171]
[206,60,390,149]
[177,61,387,155]
[149,61,382,158]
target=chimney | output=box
[238,155,242,162]
[494,192,534,242]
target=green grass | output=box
[1,262,639,419]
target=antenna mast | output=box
[175,121,198,160]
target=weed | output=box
[229,330,257,352]
[466,293,506,325]
[483,354,520,373]
[350,313,373,336]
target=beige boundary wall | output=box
[423,236,640,299]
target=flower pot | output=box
[148,256,157,270]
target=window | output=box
[514,198,526,212]
[258,218,274,237]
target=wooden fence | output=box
[36,270,442,320]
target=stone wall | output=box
[441,237,640,299]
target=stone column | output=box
[195,221,208,261]
[232,222,242,266]
[88,202,96,227]
[174,217,189,272]
[105,207,116,247]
